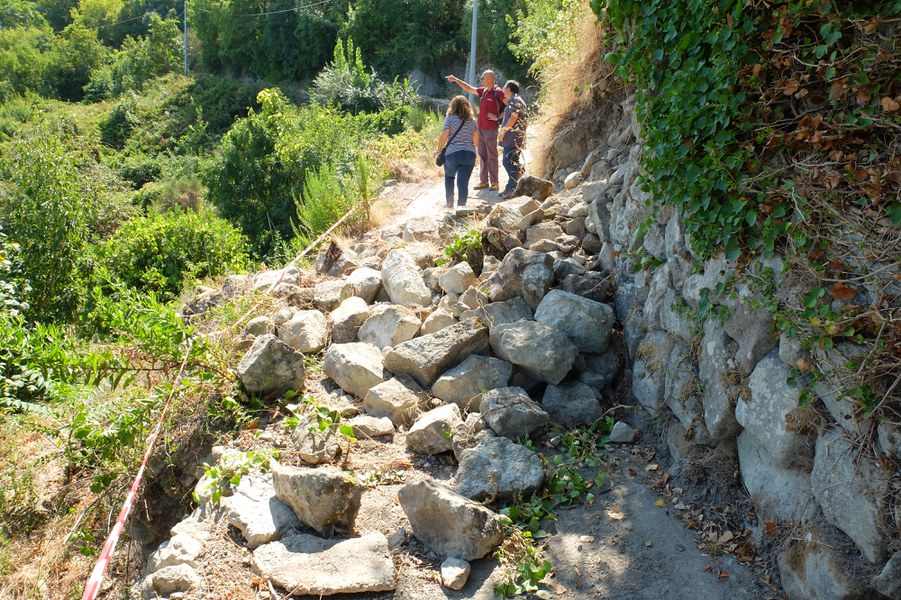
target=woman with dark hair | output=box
[434,95,479,208]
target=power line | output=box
[193,0,332,18]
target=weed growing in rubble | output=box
[194,448,277,505]
[493,419,614,597]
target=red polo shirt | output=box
[476,85,505,131]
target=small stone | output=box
[440,557,471,590]
[607,421,635,443]
[406,404,464,455]
[346,415,394,438]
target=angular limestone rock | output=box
[479,387,549,439]
[398,479,504,560]
[455,436,544,501]
[384,318,489,387]
[485,248,554,309]
[406,403,464,455]
[358,303,422,349]
[271,462,363,535]
[253,531,395,595]
[541,381,603,426]
[431,355,513,411]
[237,334,306,396]
[381,249,432,306]
[279,309,329,353]
[362,376,426,426]
[534,289,615,354]
[322,342,386,399]
[489,321,578,385]
[220,473,301,550]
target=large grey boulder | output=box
[271,462,363,535]
[664,343,704,432]
[237,334,306,396]
[455,436,544,501]
[480,387,549,439]
[381,249,432,306]
[279,310,329,353]
[631,331,674,415]
[777,518,869,600]
[346,267,382,303]
[872,552,901,599]
[699,319,742,440]
[220,473,301,549]
[534,289,615,354]
[736,353,814,469]
[322,342,386,399]
[722,295,777,376]
[813,343,870,434]
[345,415,394,438]
[253,531,395,595]
[485,248,555,309]
[313,279,354,311]
[253,267,300,292]
[541,381,603,426]
[398,480,504,560]
[384,318,490,387]
[481,296,534,327]
[358,303,421,349]
[811,427,892,563]
[406,403,464,455]
[362,376,426,426]
[489,321,578,385]
[736,431,816,523]
[329,296,370,344]
[526,223,564,246]
[431,355,513,411]
[439,262,477,295]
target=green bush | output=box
[44,23,109,101]
[346,0,466,75]
[84,13,182,100]
[0,26,52,96]
[310,38,416,116]
[0,120,100,321]
[97,208,249,298]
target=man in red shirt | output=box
[446,70,505,191]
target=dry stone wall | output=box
[556,94,900,600]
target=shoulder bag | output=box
[436,119,468,167]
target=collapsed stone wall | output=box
[555,94,900,599]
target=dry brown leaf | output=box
[607,510,626,521]
[830,283,856,302]
[645,464,659,472]
[882,96,900,112]
[719,531,735,544]
[782,79,800,95]
[654,499,667,507]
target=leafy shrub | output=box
[0,120,100,321]
[97,208,249,298]
[0,26,52,96]
[84,14,181,100]
[310,38,417,116]
[44,23,109,101]
[346,0,466,75]
[294,157,373,246]
[191,0,339,82]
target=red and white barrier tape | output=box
[82,198,368,597]
[81,340,194,600]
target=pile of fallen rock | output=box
[132,180,634,598]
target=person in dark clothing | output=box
[498,80,527,199]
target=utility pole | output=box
[183,0,189,75]
[467,0,477,103]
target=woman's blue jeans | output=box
[444,150,476,206]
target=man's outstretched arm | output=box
[446,75,478,95]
